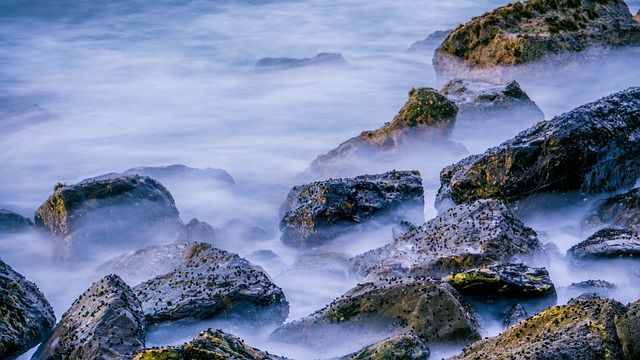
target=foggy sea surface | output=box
[1,0,640,359]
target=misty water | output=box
[1,0,640,359]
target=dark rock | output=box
[272,278,479,348]
[280,170,424,248]
[568,228,640,260]
[133,328,287,360]
[570,279,617,290]
[583,187,640,232]
[0,260,55,359]
[34,175,183,260]
[36,274,144,360]
[343,333,430,360]
[437,87,640,207]
[408,29,452,52]
[351,199,544,280]
[616,299,640,360]
[256,52,347,71]
[133,243,288,325]
[247,249,280,262]
[503,303,528,328]
[446,264,556,299]
[0,209,33,233]
[176,218,218,244]
[434,0,640,81]
[451,297,627,360]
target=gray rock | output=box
[583,187,640,232]
[343,333,430,360]
[35,274,145,360]
[176,218,218,244]
[503,303,528,328]
[408,29,452,52]
[568,228,640,260]
[0,260,55,359]
[616,299,640,360]
[0,209,33,233]
[256,52,347,71]
[280,170,424,248]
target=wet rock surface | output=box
[0,260,55,359]
[36,274,144,360]
[255,52,347,71]
[34,175,183,260]
[568,228,640,260]
[616,299,640,360]
[133,243,288,325]
[351,199,544,280]
[503,303,529,328]
[280,170,424,248]
[583,187,640,231]
[343,333,430,360]
[0,209,33,233]
[408,29,452,52]
[437,87,640,206]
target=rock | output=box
[35,274,144,360]
[616,299,640,360]
[0,209,33,233]
[176,218,218,244]
[583,187,640,231]
[255,52,347,71]
[451,297,627,360]
[271,278,479,347]
[437,87,640,207]
[636,10,640,22]
[568,228,640,260]
[0,260,55,359]
[133,328,287,360]
[351,199,544,280]
[34,175,183,260]
[408,29,452,52]
[446,264,556,299]
[569,279,617,290]
[343,333,430,360]
[434,0,640,82]
[280,170,424,248]
[94,164,235,187]
[133,243,288,325]
[504,303,528,328]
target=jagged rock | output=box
[218,219,272,243]
[280,170,424,248]
[583,187,640,231]
[133,243,288,325]
[636,10,640,22]
[0,209,33,233]
[0,260,55,359]
[351,199,544,280]
[35,274,144,360]
[343,333,430,360]
[255,52,347,71]
[93,164,235,187]
[271,278,479,348]
[451,297,627,360]
[616,299,640,360]
[570,279,617,290]
[434,0,640,81]
[34,175,183,260]
[504,303,529,328]
[568,228,640,260]
[437,87,640,207]
[446,264,556,299]
[408,29,452,52]
[133,329,287,360]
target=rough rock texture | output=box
[92,164,235,186]
[616,299,640,360]
[133,329,287,360]
[451,297,627,360]
[0,209,33,233]
[568,228,640,260]
[434,0,640,81]
[636,9,640,23]
[0,260,55,359]
[351,199,544,280]
[256,52,347,71]
[583,187,640,231]
[271,278,479,347]
[36,274,144,360]
[446,264,556,299]
[504,303,529,328]
[343,333,430,360]
[437,87,640,206]
[133,243,288,325]
[280,171,424,248]
[34,175,183,260]
[408,29,452,52]
[570,280,617,290]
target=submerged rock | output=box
[133,329,287,360]
[437,87,640,206]
[568,228,640,260]
[408,29,452,52]
[256,52,347,71]
[133,243,288,325]
[176,218,218,244]
[451,297,627,360]
[351,199,544,280]
[280,170,424,248]
[0,260,55,359]
[568,279,617,298]
[503,303,529,328]
[583,187,640,232]
[0,209,33,233]
[34,175,183,260]
[616,299,640,360]
[434,0,640,81]
[343,333,430,360]
[36,274,144,360]
[93,164,235,187]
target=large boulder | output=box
[0,209,33,233]
[92,164,235,187]
[583,187,640,231]
[0,260,55,359]
[351,199,544,280]
[433,0,640,81]
[279,170,424,248]
[567,280,617,298]
[568,228,640,260]
[256,52,347,71]
[343,333,430,360]
[34,175,183,260]
[133,243,288,325]
[133,329,287,360]
[616,299,640,360]
[451,297,627,360]
[35,274,145,360]
[437,87,640,207]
